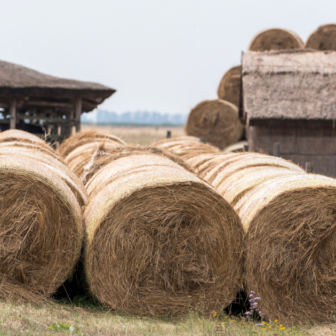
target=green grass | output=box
[0,295,328,335]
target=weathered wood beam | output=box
[75,98,82,133]
[10,98,16,129]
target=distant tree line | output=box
[81,110,187,126]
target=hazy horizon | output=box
[1,0,336,115]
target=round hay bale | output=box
[0,156,83,302]
[83,153,244,316]
[0,141,64,163]
[217,65,241,106]
[305,24,336,50]
[0,130,52,151]
[248,28,304,51]
[156,139,220,161]
[193,153,244,178]
[81,146,195,184]
[202,153,269,184]
[185,153,230,173]
[219,166,300,206]
[64,142,121,178]
[210,156,305,189]
[185,99,244,148]
[0,147,87,206]
[57,130,126,158]
[235,174,336,323]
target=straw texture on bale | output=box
[0,145,87,205]
[0,129,52,151]
[185,100,243,148]
[57,130,126,158]
[210,155,305,189]
[248,28,304,51]
[218,166,300,205]
[217,66,241,106]
[0,156,83,302]
[64,142,121,178]
[83,151,244,316]
[81,146,196,184]
[236,174,336,324]
[305,24,336,50]
[156,139,220,161]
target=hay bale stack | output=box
[83,147,244,316]
[248,28,303,51]
[185,99,244,148]
[235,174,336,323]
[217,66,241,106]
[305,24,336,50]
[57,130,126,158]
[0,155,83,302]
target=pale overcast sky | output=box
[1,0,335,115]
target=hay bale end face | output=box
[83,152,244,316]
[237,174,336,324]
[185,99,243,149]
[217,65,241,107]
[305,24,336,50]
[0,156,83,302]
[248,28,303,51]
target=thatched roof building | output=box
[242,49,336,177]
[0,60,115,140]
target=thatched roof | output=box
[242,49,336,124]
[0,60,115,111]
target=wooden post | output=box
[243,144,249,152]
[166,130,171,138]
[200,137,207,144]
[306,162,314,173]
[273,142,280,157]
[75,98,82,133]
[10,98,17,129]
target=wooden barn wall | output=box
[248,125,336,178]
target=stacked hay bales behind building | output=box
[248,28,304,51]
[185,99,243,148]
[0,130,85,302]
[61,131,245,317]
[305,24,336,50]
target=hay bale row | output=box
[160,141,336,323]
[0,130,84,302]
[62,132,244,317]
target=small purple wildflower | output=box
[245,290,264,325]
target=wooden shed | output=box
[241,49,336,177]
[0,60,115,141]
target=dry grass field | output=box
[0,298,328,336]
[82,125,185,145]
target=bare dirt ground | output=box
[82,125,185,145]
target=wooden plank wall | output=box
[248,125,336,178]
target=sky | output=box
[1,0,336,115]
